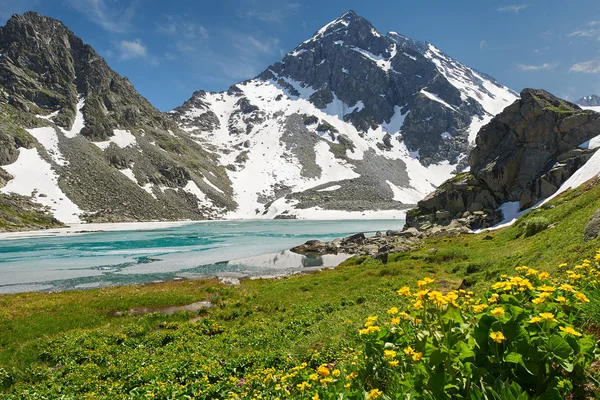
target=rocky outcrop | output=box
[290,225,472,260]
[406,89,600,230]
[291,230,424,260]
[584,209,600,242]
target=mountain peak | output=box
[576,94,600,107]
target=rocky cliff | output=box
[406,89,600,230]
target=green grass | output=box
[1,179,600,397]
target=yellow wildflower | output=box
[403,346,415,356]
[558,263,568,268]
[472,304,488,313]
[313,394,320,400]
[574,292,590,303]
[532,297,545,305]
[387,307,399,315]
[560,326,582,336]
[491,307,505,317]
[555,296,567,303]
[367,389,383,399]
[527,268,538,276]
[538,271,550,280]
[297,381,311,392]
[537,285,556,292]
[490,331,506,343]
[391,317,401,325]
[332,369,340,377]
[529,316,543,323]
[539,312,557,322]
[397,286,411,296]
[383,350,397,358]
[412,352,423,361]
[346,372,358,380]
[309,374,319,381]
[559,283,575,292]
[413,300,423,310]
[388,360,399,367]
[317,365,330,376]
[488,293,500,303]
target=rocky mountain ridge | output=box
[0,10,518,227]
[171,10,517,219]
[405,89,600,231]
[0,12,235,226]
[576,95,600,107]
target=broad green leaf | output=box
[544,334,572,359]
[441,306,464,325]
[457,342,475,361]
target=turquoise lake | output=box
[0,219,404,294]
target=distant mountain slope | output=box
[172,11,517,219]
[0,12,234,225]
[576,95,600,113]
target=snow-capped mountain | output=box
[171,10,517,219]
[577,95,600,113]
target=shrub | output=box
[523,217,549,237]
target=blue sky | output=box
[1,0,600,111]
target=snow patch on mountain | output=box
[60,96,86,138]
[27,127,68,166]
[1,148,82,223]
[93,129,137,150]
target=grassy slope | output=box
[1,179,599,395]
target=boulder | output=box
[584,209,600,242]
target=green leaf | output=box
[504,352,534,375]
[457,342,475,361]
[504,352,523,364]
[544,334,572,359]
[441,306,464,325]
[428,349,446,368]
[428,371,448,400]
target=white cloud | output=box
[237,0,300,23]
[67,0,138,33]
[568,28,600,38]
[157,16,208,40]
[517,62,557,71]
[570,58,600,74]
[497,4,529,14]
[119,39,147,60]
[480,40,487,49]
